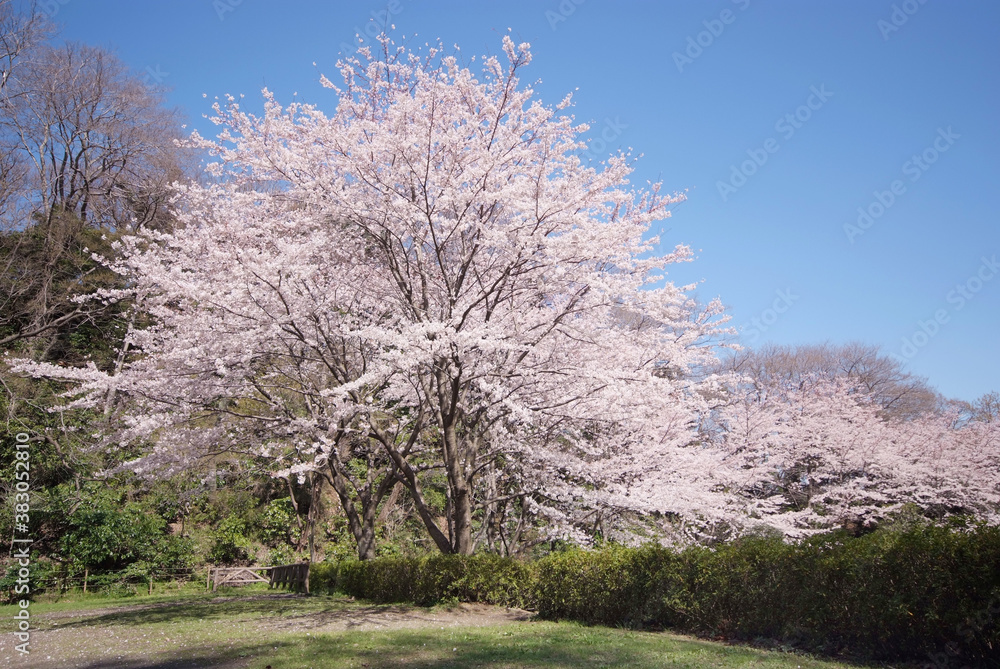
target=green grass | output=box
[8,590,894,668]
[245,622,884,669]
[3,581,270,615]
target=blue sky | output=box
[51,0,999,402]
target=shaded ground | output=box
[0,591,882,669]
[0,592,531,668]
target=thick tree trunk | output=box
[356,523,377,561]
[436,365,475,555]
[323,459,393,561]
[449,477,474,554]
[371,422,454,554]
[441,419,475,554]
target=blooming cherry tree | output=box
[16,34,735,556]
[714,376,1000,536]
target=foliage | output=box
[0,553,54,603]
[266,545,298,567]
[332,553,534,608]
[207,516,254,565]
[257,497,300,547]
[533,526,1000,664]
[59,497,171,571]
[307,561,338,594]
[533,543,685,627]
[323,525,1000,665]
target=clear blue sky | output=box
[52,1,999,402]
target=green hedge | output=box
[312,553,533,608]
[534,527,1000,664]
[314,526,1000,665]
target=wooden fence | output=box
[207,563,309,594]
[269,562,310,594]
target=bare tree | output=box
[2,41,187,231]
[718,342,941,419]
[0,0,49,227]
[0,0,50,94]
[0,30,193,355]
[955,390,1000,425]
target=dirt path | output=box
[0,593,533,669]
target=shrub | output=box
[533,526,1000,664]
[337,556,419,603]
[207,517,254,564]
[257,498,300,547]
[331,553,534,608]
[534,545,643,625]
[0,555,54,603]
[315,526,1000,665]
[414,553,534,607]
[309,561,338,594]
[266,545,298,567]
[59,501,169,571]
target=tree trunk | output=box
[442,421,474,554]
[307,471,320,563]
[323,456,396,560]
[451,482,474,554]
[371,424,454,554]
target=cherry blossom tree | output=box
[16,34,735,557]
[713,376,1000,536]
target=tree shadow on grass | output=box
[29,641,290,669]
[34,614,871,669]
[49,592,465,633]
[37,651,251,669]
[259,625,855,669]
[34,632,619,669]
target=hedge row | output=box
[312,526,1000,665]
[310,552,532,608]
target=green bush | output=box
[59,501,169,571]
[266,545,298,567]
[257,498,300,547]
[413,553,534,607]
[338,555,419,603]
[309,561,338,594]
[314,526,1000,665]
[0,554,54,603]
[207,516,254,564]
[331,553,533,608]
[532,526,1000,664]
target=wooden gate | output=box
[269,562,310,594]
[206,563,310,594]
[208,566,271,592]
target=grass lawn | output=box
[252,623,881,669]
[1,588,895,668]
